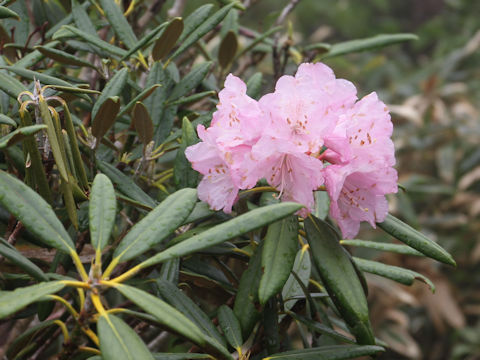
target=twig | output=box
[272,0,302,81]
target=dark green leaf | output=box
[322,33,418,59]
[340,239,424,256]
[141,202,303,268]
[353,257,435,291]
[168,62,212,102]
[289,313,355,344]
[259,216,298,305]
[168,2,236,62]
[121,21,170,60]
[34,46,97,69]
[305,215,374,345]
[282,246,311,312]
[0,124,46,149]
[0,281,65,318]
[113,284,232,360]
[98,0,137,49]
[96,160,157,209]
[0,171,75,253]
[89,174,116,253]
[113,188,197,262]
[218,305,243,350]
[92,68,128,120]
[0,5,19,19]
[118,84,161,117]
[178,4,214,43]
[174,117,199,189]
[98,313,154,360]
[246,72,263,100]
[233,243,263,336]
[377,214,456,266]
[155,279,226,347]
[0,114,17,127]
[0,238,48,281]
[0,71,26,99]
[264,345,385,360]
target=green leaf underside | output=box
[305,215,374,345]
[141,202,302,268]
[0,171,74,253]
[113,188,197,262]
[0,281,65,318]
[98,313,154,360]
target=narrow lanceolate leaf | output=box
[0,238,48,281]
[353,257,435,291]
[0,124,46,149]
[259,216,298,305]
[174,117,199,189]
[113,188,197,262]
[168,62,212,102]
[96,160,157,208]
[34,46,97,69]
[92,68,128,120]
[2,66,80,90]
[305,215,375,345]
[89,174,116,252]
[98,0,137,49]
[282,246,311,312]
[0,6,20,19]
[178,4,214,43]
[234,243,263,336]
[0,281,65,318]
[289,313,355,344]
[340,239,424,256]
[218,305,243,351]
[322,33,418,59]
[155,280,226,347]
[98,314,154,360]
[377,214,456,266]
[0,114,17,127]
[218,31,238,68]
[55,25,127,58]
[121,21,170,60]
[91,96,120,145]
[113,284,233,360]
[152,17,184,61]
[71,0,96,35]
[0,171,75,253]
[0,71,26,99]
[168,2,237,62]
[141,202,303,268]
[118,84,161,117]
[132,102,153,145]
[264,345,385,360]
[246,72,263,100]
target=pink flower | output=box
[322,93,398,238]
[251,135,324,214]
[258,63,357,154]
[185,125,240,213]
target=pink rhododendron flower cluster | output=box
[185,63,398,238]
